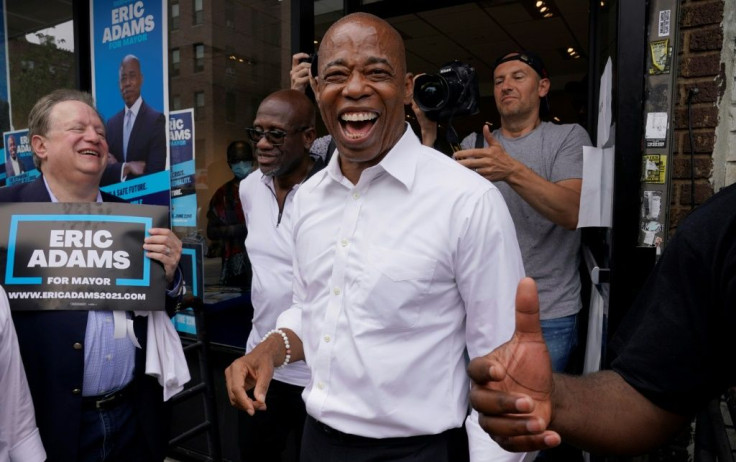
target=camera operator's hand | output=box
[454,124,521,182]
[410,74,439,147]
[291,53,311,92]
[410,98,438,148]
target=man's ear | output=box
[538,77,551,98]
[309,76,320,105]
[403,73,415,105]
[303,127,317,149]
[30,135,47,161]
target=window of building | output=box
[194,91,205,120]
[225,0,234,29]
[171,95,181,111]
[193,44,204,72]
[170,48,180,77]
[193,0,204,25]
[170,1,180,30]
[225,91,236,123]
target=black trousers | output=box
[238,379,306,462]
[300,415,469,462]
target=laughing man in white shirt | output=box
[225,12,525,462]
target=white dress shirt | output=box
[0,286,47,462]
[240,171,311,386]
[277,126,525,447]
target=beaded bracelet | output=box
[262,329,291,368]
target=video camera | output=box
[413,60,480,122]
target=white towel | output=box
[131,310,191,401]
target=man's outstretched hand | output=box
[468,277,561,452]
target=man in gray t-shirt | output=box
[454,51,591,373]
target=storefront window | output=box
[168,0,293,288]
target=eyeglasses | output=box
[245,127,309,146]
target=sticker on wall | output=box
[645,112,668,148]
[642,154,667,183]
[658,10,671,37]
[649,39,671,75]
[640,219,663,248]
[642,190,662,220]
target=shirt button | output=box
[333,288,341,295]
[317,382,325,390]
[72,388,81,395]
[341,239,348,247]
[323,335,331,343]
[73,342,83,350]
[352,192,360,200]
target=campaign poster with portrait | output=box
[0,2,12,186]
[169,109,197,228]
[90,0,170,207]
[3,130,40,187]
[0,202,169,311]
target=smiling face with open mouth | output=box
[34,100,109,185]
[315,15,413,180]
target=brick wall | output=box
[670,0,725,230]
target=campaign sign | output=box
[169,109,197,228]
[91,0,171,206]
[0,202,168,311]
[4,130,40,187]
[172,239,203,335]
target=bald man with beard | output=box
[229,89,322,462]
[226,14,525,462]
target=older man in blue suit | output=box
[101,54,167,185]
[0,89,184,462]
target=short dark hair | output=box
[227,140,253,163]
[28,89,102,169]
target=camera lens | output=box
[414,74,449,112]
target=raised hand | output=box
[467,277,561,452]
[290,53,311,93]
[454,124,520,182]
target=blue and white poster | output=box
[90,0,170,206]
[0,0,12,186]
[171,240,203,335]
[169,109,197,228]
[3,130,39,187]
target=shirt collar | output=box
[316,123,418,192]
[43,175,103,203]
[126,97,143,116]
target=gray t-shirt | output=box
[461,122,591,320]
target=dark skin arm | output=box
[224,328,305,415]
[468,278,689,455]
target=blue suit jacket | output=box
[101,100,167,186]
[0,177,172,461]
